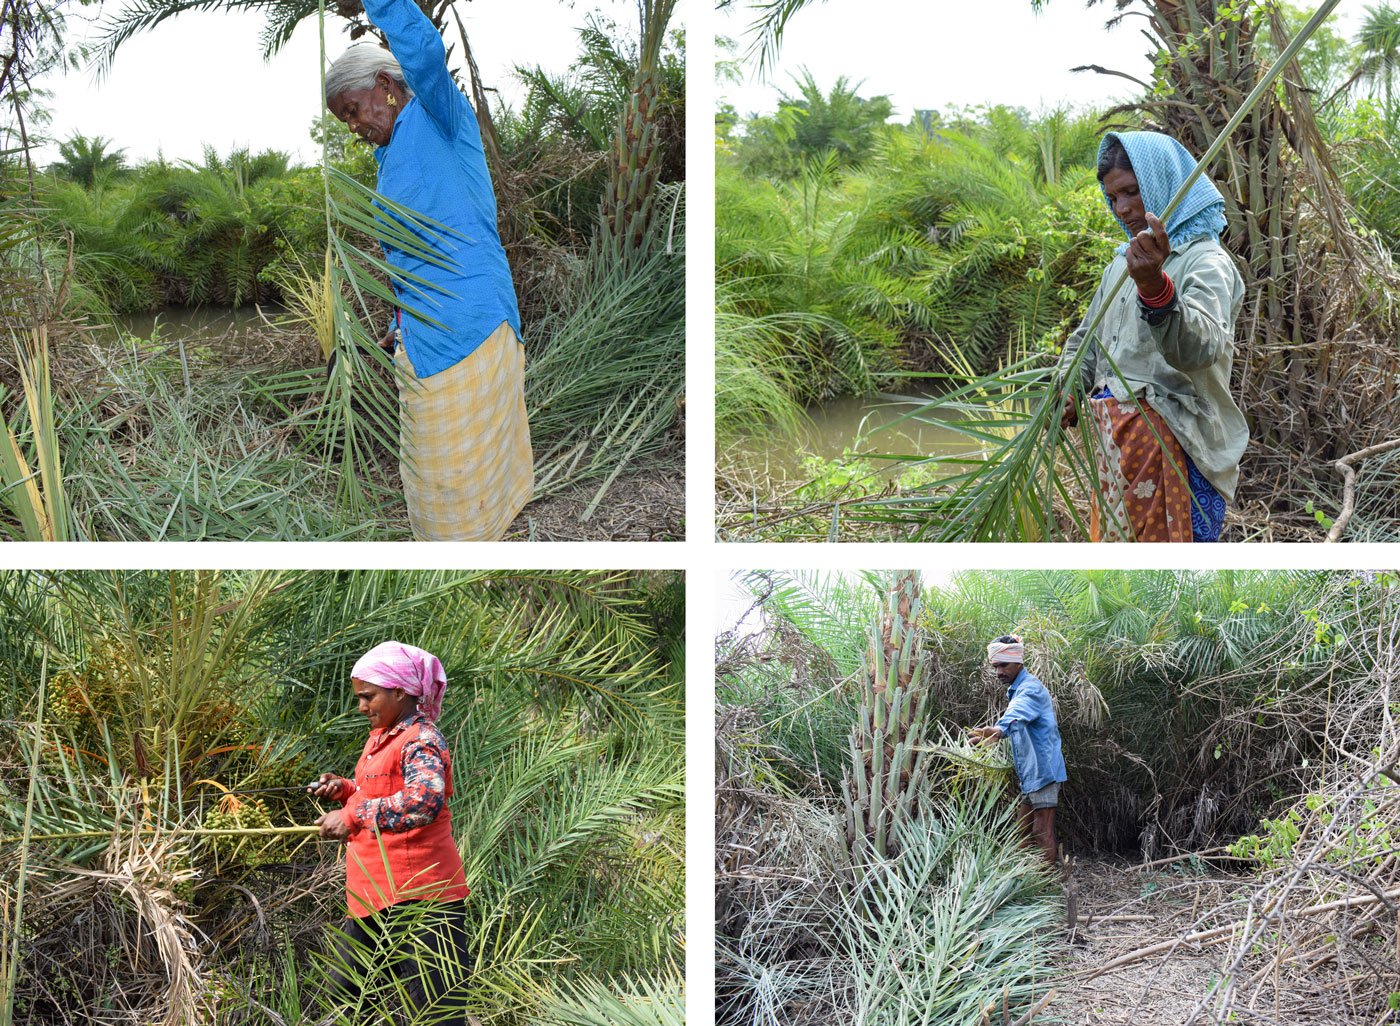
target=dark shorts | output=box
[1021,782,1060,809]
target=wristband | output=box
[1138,274,1175,308]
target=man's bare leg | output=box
[1031,806,1057,866]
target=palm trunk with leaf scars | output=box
[842,569,934,864]
[598,0,679,264]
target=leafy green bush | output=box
[1230,788,1400,869]
[38,148,314,313]
[716,106,1121,446]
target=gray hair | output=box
[325,43,413,103]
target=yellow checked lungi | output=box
[395,319,534,541]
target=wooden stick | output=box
[1009,989,1057,1026]
[1325,437,1400,542]
[1088,886,1400,979]
[1129,847,1237,871]
[0,825,320,845]
[1088,924,1237,978]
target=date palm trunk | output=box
[598,0,678,264]
[841,570,933,865]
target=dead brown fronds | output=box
[1056,580,1400,1024]
[715,704,851,1026]
[39,831,205,1026]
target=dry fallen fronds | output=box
[1068,585,1400,1025]
[39,831,205,1026]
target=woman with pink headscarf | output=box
[307,641,471,1020]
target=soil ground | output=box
[1051,857,1239,1025]
[506,462,685,541]
[1048,856,1396,1026]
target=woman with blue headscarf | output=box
[1059,131,1249,543]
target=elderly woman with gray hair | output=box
[324,0,532,541]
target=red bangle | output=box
[1139,274,1175,308]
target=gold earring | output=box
[386,93,397,107]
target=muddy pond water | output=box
[112,305,291,365]
[734,390,989,488]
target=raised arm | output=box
[361,0,469,140]
[1145,248,1240,373]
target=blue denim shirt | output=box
[995,668,1068,794]
[365,0,522,378]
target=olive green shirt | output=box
[1060,236,1248,501]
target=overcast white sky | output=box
[34,1,1365,165]
[35,0,663,165]
[719,0,1366,122]
[717,568,957,637]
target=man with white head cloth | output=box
[967,634,1067,866]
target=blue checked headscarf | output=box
[1099,131,1227,255]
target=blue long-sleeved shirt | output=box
[995,668,1068,794]
[363,0,522,378]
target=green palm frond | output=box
[751,568,882,678]
[840,793,1058,1025]
[539,973,685,1026]
[95,0,316,73]
[0,570,682,1023]
[525,214,685,503]
[743,0,830,79]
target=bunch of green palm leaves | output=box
[716,150,917,413]
[540,974,685,1026]
[921,724,1015,795]
[57,360,376,541]
[839,793,1059,1026]
[37,150,308,313]
[525,206,686,505]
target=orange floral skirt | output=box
[1087,394,1194,543]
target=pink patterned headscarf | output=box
[351,641,447,722]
